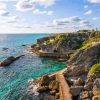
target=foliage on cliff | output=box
[69,36,100,60]
[65,30,100,76]
[88,63,100,77]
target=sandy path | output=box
[57,74,72,100]
[49,68,67,77]
[49,68,72,100]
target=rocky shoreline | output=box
[28,30,100,100]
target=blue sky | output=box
[0,0,100,33]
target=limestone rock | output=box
[55,93,60,99]
[70,86,83,96]
[67,43,100,76]
[50,90,56,96]
[39,75,50,86]
[84,82,93,91]
[92,95,100,100]
[2,47,8,51]
[0,55,24,67]
[93,78,100,96]
[94,78,100,88]
[37,86,49,93]
[49,80,59,91]
[93,85,100,96]
[73,78,84,86]
[80,91,92,99]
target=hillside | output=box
[29,30,100,100]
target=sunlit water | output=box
[0,34,66,100]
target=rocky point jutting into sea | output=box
[28,30,100,100]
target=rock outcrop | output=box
[28,30,100,100]
[31,32,89,58]
[70,86,83,96]
[2,47,9,51]
[0,55,24,67]
[66,42,100,76]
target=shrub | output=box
[88,63,100,77]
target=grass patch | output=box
[88,63,100,77]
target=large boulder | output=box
[84,82,93,91]
[73,78,84,86]
[55,93,60,99]
[50,90,56,96]
[49,80,59,91]
[93,78,100,96]
[92,95,100,100]
[2,47,9,51]
[0,55,24,67]
[37,86,49,93]
[93,85,100,96]
[80,91,93,100]
[70,86,83,96]
[39,75,50,86]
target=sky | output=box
[0,0,100,33]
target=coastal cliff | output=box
[30,31,88,59]
[29,30,100,100]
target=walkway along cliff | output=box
[29,30,100,100]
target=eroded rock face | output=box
[31,33,88,58]
[84,82,93,91]
[93,85,100,96]
[49,80,59,91]
[37,86,49,93]
[50,90,56,96]
[67,43,100,76]
[80,91,93,100]
[39,75,50,86]
[34,75,60,100]
[92,95,100,100]
[93,78,100,96]
[73,78,84,86]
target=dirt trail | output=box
[49,68,72,100]
[57,74,72,100]
[49,68,67,77]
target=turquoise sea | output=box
[0,34,66,100]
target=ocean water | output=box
[0,34,66,100]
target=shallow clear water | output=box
[0,34,66,100]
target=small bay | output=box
[0,34,66,100]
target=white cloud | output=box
[52,16,82,26]
[15,0,35,11]
[13,23,32,29]
[93,17,100,21]
[79,20,89,25]
[87,0,100,3]
[47,11,53,15]
[0,14,25,24]
[84,10,93,15]
[33,9,53,15]
[47,16,92,30]
[84,5,88,9]
[16,0,56,12]
[0,2,7,10]
[35,0,56,8]
[0,10,9,16]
